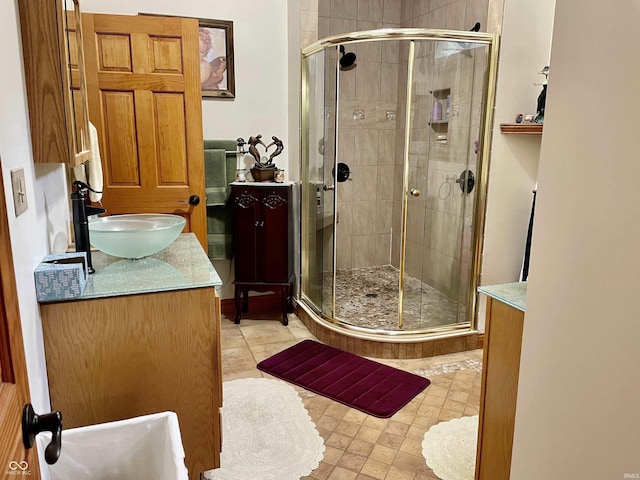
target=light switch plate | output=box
[10,168,28,217]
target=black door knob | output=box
[189,195,200,205]
[22,403,62,465]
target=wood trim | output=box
[475,297,525,480]
[0,158,40,473]
[296,304,480,359]
[499,123,543,134]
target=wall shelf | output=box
[500,123,543,135]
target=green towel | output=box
[204,140,238,260]
[204,149,229,206]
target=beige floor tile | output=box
[383,420,410,437]
[326,432,354,450]
[393,451,423,472]
[325,403,351,420]
[368,444,397,464]
[336,451,367,472]
[239,322,297,345]
[221,346,257,374]
[354,474,379,480]
[360,458,391,479]
[347,438,375,457]
[386,465,417,480]
[363,416,388,430]
[437,408,462,421]
[220,326,248,349]
[248,339,299,363]
[421,394,446,408]
[376,431,404,450]
[399,436,423,457]
[317,414,342,432]
[311,460,336,480]
[219,305,483,480]
[343,409,368,425]
[335,419,361,437]
[323,446,345,466]
[328,466,359,480]
[221,368,263,382]
[355,425,383,443]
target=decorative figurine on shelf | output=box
[534,65,549,124]
[266,136,284,165]
[248,133,283,181]
[247,134,266,165]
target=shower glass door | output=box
[301,47,337,317]
[401,39,490,330]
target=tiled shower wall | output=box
[318,0,403,270]
[309,1,497,305]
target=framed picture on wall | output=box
[198,19,235,98]
[138,14,236,98]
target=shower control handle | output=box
[323,185,335,191]
[409,188,421,197]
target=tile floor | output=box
[220,307,483,480]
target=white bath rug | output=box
[203,378,325,480]
[422,415,478,480]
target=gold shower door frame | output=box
[300,28,499,338]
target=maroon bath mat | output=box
[257,340,430,418]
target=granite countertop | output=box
[477,281,527,312]
[41,233,222,303]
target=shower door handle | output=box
[409,188,421,197]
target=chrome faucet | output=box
[71,181,105,274]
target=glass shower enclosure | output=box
[301,29,498,336]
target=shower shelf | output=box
[500,123,543,135]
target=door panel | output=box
[232,189,260,282]
[83,13,207,250]
[103,92,139,183]
[0,161,40,476]
[261,190,289,283]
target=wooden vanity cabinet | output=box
[40,287,222,479]
[475,297,525,480]
[17,0,91,166]
[231,184,294,325]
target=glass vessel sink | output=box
[88,214,186,259]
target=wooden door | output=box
[0,161,40,477]
[82,13,207,251]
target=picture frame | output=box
[197,19,235,99]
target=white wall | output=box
[510,1,640,478]
[478,0,554,328]
[1,2,72,412]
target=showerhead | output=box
[339,45,357,70]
